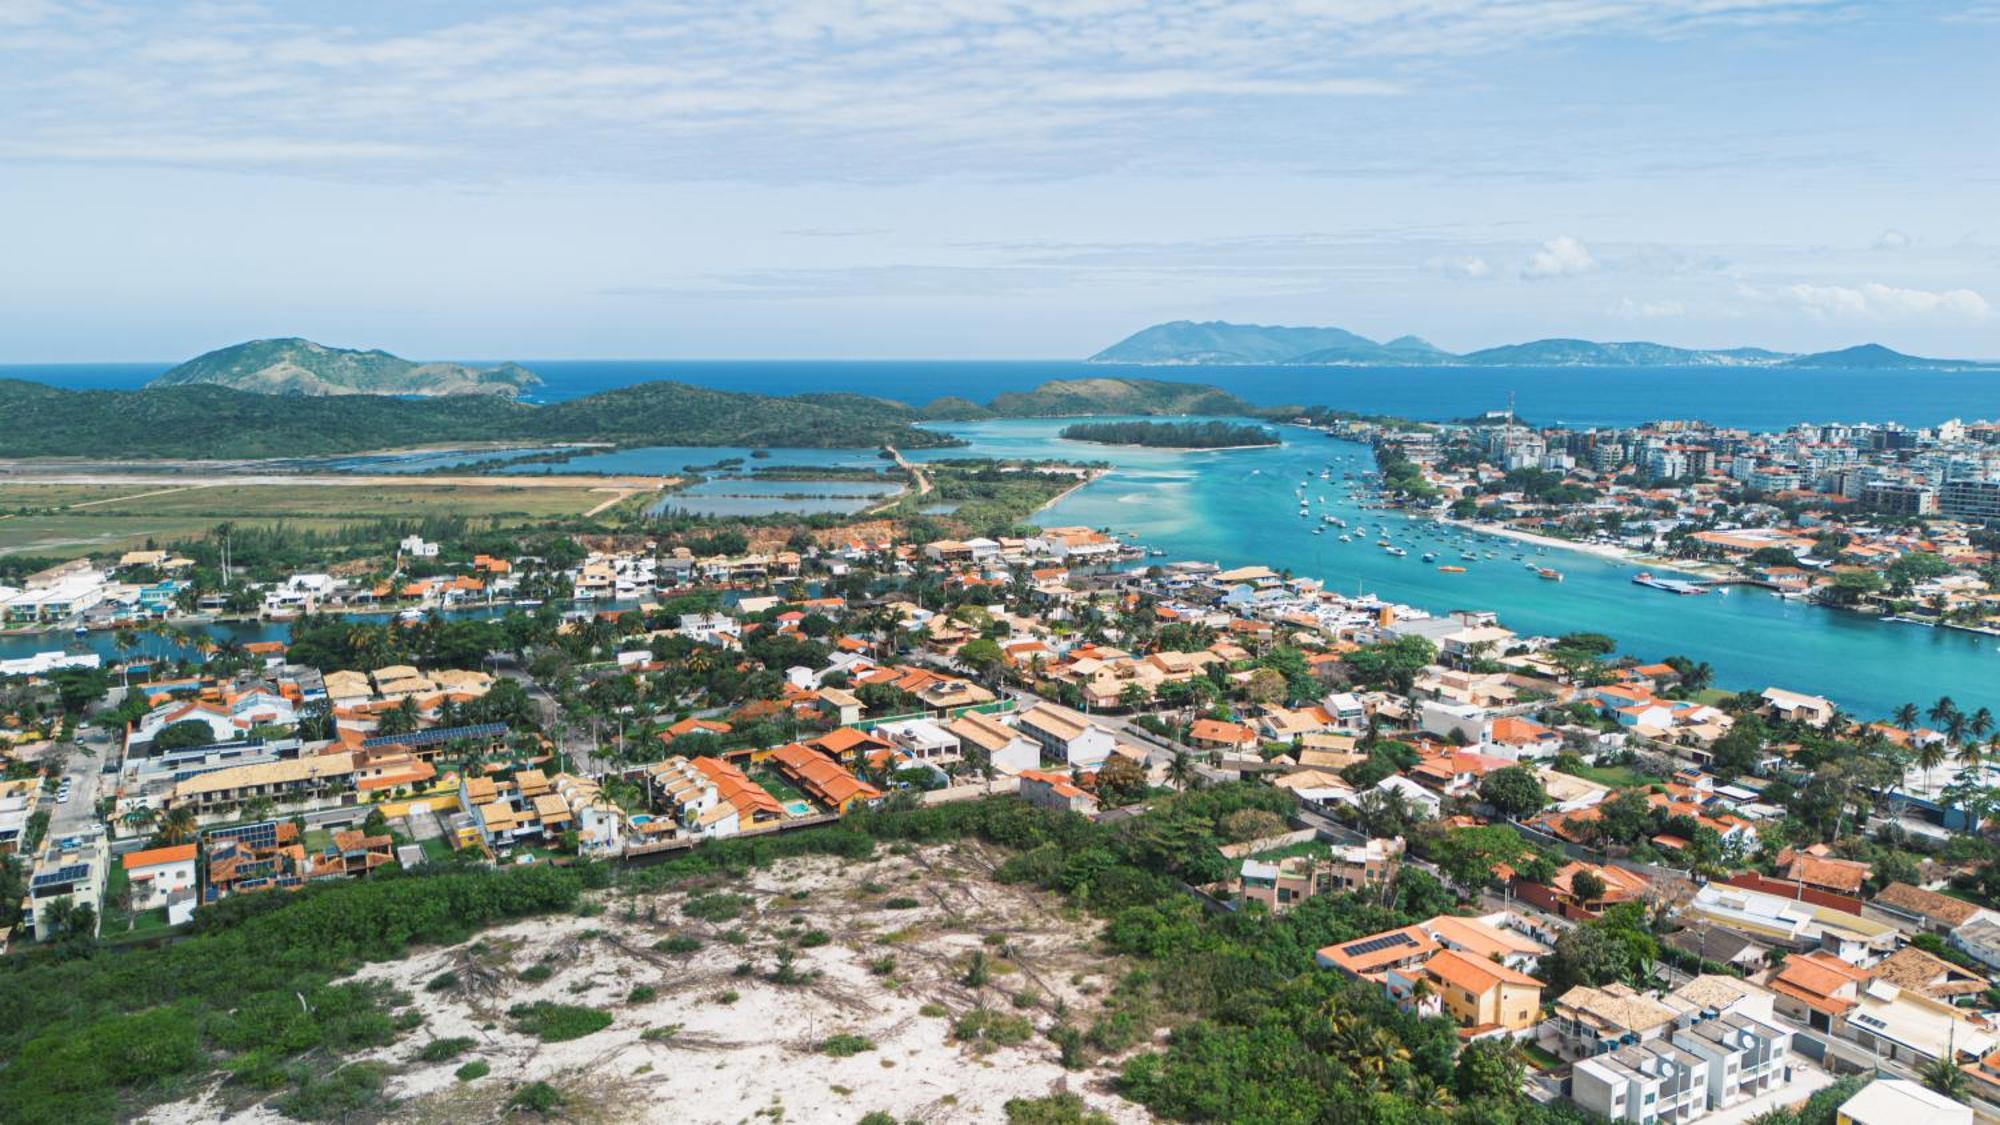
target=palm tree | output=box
[1930,696,1960,728]
[1916,738,1949,792]
[1956,738,1985,773]
[1920,1052,1969,1103]
[121,806,159,834]
[158,806,198,845]
[1948,712,1971,751]
[1894,702,1920,732]
[1166,750,1196,792]
[1973,707,1995,743]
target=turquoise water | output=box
[916,418,1999,720]
[14,359,2000,428]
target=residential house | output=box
[1234,837,1404,913]
[120,843,197,911]
[946,710,1041,775]
[1017,769,1099,816]
[1870,881,1993,935]
[1015,703,1119,770]
[768,742,882,814]
[1836,1080,1971,1125]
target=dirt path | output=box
[885,446,931,495]
[64,484,209,509]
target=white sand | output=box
[149,843,1154,1124]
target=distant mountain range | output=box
[149,338,543,397]
[1089,320,1994,369]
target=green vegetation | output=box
[454,1060,491,1082]
[416,1036,476,1062]
[819,1033,877,1057]
[1057,420,1276,449]
[943,377,1257,419]
[150,337,541,397]
[507,1002,614,1042]
[0,377,958,458]
[0,862,593,1124]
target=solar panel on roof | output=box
[206,819,278,849]
[1342,932,1417,957]
[32,864,90,888]
[363,722,508,749]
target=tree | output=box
[1893,702,1920,732]
[152,720,220,752]
[1544,918,1629,992]
[1477,766,1547,819]
[1570,869,1608,905]
[157,806,199,845]
[1093,755,1147,806]
[1343,636,1436,694]
[1453,1038,1524,1102]
[1244,668,1287,706]
[1118,683,1153,714]
[1165,751,1197,792]
[957,637,1004,679]
[378,696,421,738]
[1921,1052,1969,1103]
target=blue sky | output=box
[1,0,1996,362]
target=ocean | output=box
[10,358,2000,430]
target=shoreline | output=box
[1435,517,1719,580]
[1033,469,1110,515]
[1059,438,1280,453]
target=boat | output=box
[1385,546,1407,557]
[1537,568,1563,582]
[1421,552,1438,562]
[1338,535,1352,542]
[1437,565,1466,573]
[1148,549,1166,557]
[1459,552,1477,561]
[1523,562,1539,571]
[1632,571,1708,595]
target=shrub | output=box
[684,892,753,922]
[869,955,897,976]
[953,1008,1034,1051]
[712,989,740,1005]
[797,929,832,948]
[859,1113,897,1125]
[518,964,554,983]
[508,1002,612,1042]
[271,1062,389,1121]
[820,1033,876,1057]
[416,1036,476,1062]
[919,1003,949,1018]
[641,1024,682,1043]
[455,1061,490,1082]
[425,971,459,993]
[508,1080,565,1114]
[628,985,658,1003]
[884,896,921,910]
[654,935,702,954]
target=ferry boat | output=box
[1537,568,1563,582]
[1632,571,1707,595]
[1437,565,1466,573]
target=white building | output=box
[1836,1079,1971,1125]
[1014,703,1119,770]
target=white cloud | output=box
[1783,282,1989,319]
[0,0,1850,180]
[1872,229,1912,251]
[1425,255,1493,279]
[1611,297,1686,318]
[1520,236,1597,279]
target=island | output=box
[1088,319,1994,369]
[149,338,544,397]
[1057,419,1278,449]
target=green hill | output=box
[982,377,1254,417]
[149,338,542,397]
[0,378,957,459]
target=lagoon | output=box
[919,418,2000,720]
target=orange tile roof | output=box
[1424,947,1543,993]
[123,843,197,870]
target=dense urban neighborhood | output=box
[6,433,2000,1125]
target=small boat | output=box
[1148,549,1166,557]
[1338,535,1352,543]
[1523,562,1539,571]
[1385,546,1407,557]
[1537,568,1563,582]
[1459,552,1477,561]
[1375,539,1391,547]
[1421,552,1438,562]
[1437,565,1466,573]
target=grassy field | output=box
[0,480,645,558]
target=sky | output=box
[1,0,1997,363]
